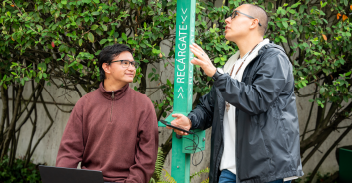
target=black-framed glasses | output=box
[231,10,262,26]
[110,60,139,69]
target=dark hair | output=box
[98,43,133,81]
[246,4,269,36]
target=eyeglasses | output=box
[230,10,262,26]
[110,60,139,69]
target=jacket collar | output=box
[224,39,270,73]
[257,41,286,55]
[99,82,129,100]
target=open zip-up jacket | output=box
[188,43,304,183]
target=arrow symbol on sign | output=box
[178,93,184,99]
[178,87,184,93]
[182,8,188,14]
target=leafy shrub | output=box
[0,156,41,183]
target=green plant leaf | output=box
[99,39,107,45]
[88,32,94,42]
[79,39,83,46]
[121,33,127,41]
[282,21,288,28]
[91,24,99,30]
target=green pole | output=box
[170,0,196,182]
[157,0,198,182]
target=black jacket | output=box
[188,43,304,183]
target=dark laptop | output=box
[39,165,104,183]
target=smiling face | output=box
[224,4,262,42]
[103,51,136,85]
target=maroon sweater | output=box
[56,83,158,183]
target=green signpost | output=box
[157,0,205,182]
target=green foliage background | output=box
[0,0,351,182]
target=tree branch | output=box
[0,86,9,152]
[308,125,352,183]
[29,93,56,158]
[1,85,23,160]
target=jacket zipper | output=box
[110,91,114,122]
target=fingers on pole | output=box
[172,113,180,118]
[191,58,202,66]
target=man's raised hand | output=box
[189,43,217,77]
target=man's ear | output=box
[102,63,111,74]
[249,19,259,30]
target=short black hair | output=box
[98,43,133,81]
[245,4,269,36]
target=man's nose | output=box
[127,64,136,70]
[225,17,231,24]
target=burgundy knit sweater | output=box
[56,83,158,183]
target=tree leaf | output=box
[282,21,288,28]
[91,24,99,30]
[291,2,301,8]
[79,39,83,46]
[148,11,154,16]
[121,33,127,41]
[322,34,327,41]
[88,32,94,42]
[102,16,109,22]
[279,36,287,43]
[276,22,283,28]
[214,57,220,63]
[99,39,107,45]
[342,15,348,21]
[299,5,307,13]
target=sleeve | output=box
[125,100,159,183]
[188,86,216,130]
[213,52,291,115]
[56,100,84,168]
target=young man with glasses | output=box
[167,4,303,183]
[56,44,159,183]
